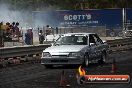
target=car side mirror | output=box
[103,40,107,44]
[90,43,95,46]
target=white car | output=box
[123,25,132,37]
[41,33,109,68]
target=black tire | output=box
[44,65,53,68]
[98,52,106,65]
[83,54,89,67]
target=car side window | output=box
[93,34,103,45]
[89,34,103,45]
[89,34,96,44]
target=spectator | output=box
[10,22,15,35]
[25,30,31,45]
[39,33,44,44]
[14,22,19,37]
[0,22,4,47]
[28,28,33,45]
[4,22,13,41]
[6,22,10,33]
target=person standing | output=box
[10,22,15,37]
[25,30,31,45]
[39,33,44,44]
[28,28,33,45]
[0,22,4,47]
[14,22,20,40]
[5,22,11,41]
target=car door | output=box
[88,34,98,61]
[92,34,103,58]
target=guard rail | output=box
[0,38,132,67]
[0,44,51,58]
[107,37,132,51]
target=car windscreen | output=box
[54,35,87,45]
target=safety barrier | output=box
[0,44,51,58]
[0,38,132,67]
[0,44,51,67]
[107,37,132,51]
[1,38,132,58]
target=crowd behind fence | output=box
[0,24,124,47]
[0,22,23,47]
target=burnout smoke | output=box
[0,2,58,43]
[0,3,31,28]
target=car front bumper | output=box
[41,56,83,65]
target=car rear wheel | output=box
[44,65,53,68]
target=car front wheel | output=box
[98,52,106,65]
[44,65,53,68]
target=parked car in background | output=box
[45,34,60,41]
[106,28,123,37]
[123,25,132,37]
[41,33,109,68]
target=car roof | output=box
[61,33,96,36]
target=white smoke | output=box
[0,3,59,43]
[0,3,32,29]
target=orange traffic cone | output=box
[16,58,20,64]
[111,58,116,74]
[59,70,70,87]
[12,57,20,65]
[12,58,17,64]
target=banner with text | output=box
[32,9,122,28]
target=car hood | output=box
[43,45,88,53]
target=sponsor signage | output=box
[32,9,122,28]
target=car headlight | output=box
[42,52,51,57]
[68,52,83,57]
